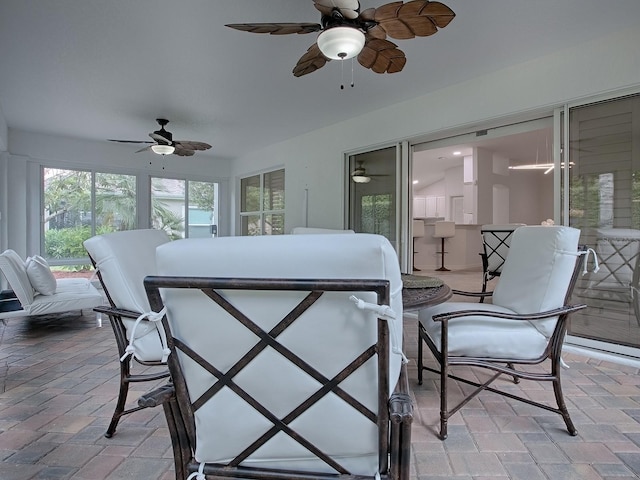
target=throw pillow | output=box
[25,255,57,295]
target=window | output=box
[43,168,137,266]
[151,177,218,239]
[240,169,285,235]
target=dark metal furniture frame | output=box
[141,277,413,480]
[88,254,170,438]
[479,226,519,301]
[418,247,587,440]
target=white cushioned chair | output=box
[140,233,411,480]
[478,224,525,300]
[0,249,103,320]
[418,226,588,439]
[83,229,171,438]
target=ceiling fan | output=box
[108,119,212,156]
[226,0,455,77]
[351,161,389,183]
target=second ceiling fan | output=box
[226,0,455,77]
[108,119,212,157]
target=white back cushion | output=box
[493,226,580,337]
[84,229,170,312]
[0,250,34,306]
[155,233,402,474]
[25,255,57,295]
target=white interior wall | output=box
[0,104,7,152]
[509,171,554,224]
[231,25,640,234]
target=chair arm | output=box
[479,252,488,272]
[94,305,143,320]
[138,383,175,408]
[432,304,587,323]
[451,289,493,299]
[389,365,413,424]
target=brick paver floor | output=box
[2,308,640,479]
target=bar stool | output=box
[434,221,455,271]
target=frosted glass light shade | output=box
[151,144,175,155]
[317,27,365,60]
[352,174,371,183]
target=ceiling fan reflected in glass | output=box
[351,161,390,183]
[226,0,455,78]
[108,119,212,157]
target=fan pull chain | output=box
[351,57,355,88]
[338,53,355,90]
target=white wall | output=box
[232,25,640,234]
[0,104,7,152]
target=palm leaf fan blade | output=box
[225,23,321,35]
[293,43,328,77]
[313,0,360,20]
[358,38,406,74]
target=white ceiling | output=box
[1,0,639,161]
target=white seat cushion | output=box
[419,302,549,359]
[420,225,580,360]
[27,278,103,316]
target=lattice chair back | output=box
[481,224,525,275]
[146,233,409,479]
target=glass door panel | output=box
[347,146,399,250]
[567,94,640,348]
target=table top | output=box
[401,274,452,311]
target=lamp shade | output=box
[317,26,365,60]
[151,144,175,155]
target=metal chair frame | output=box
[141,277,412,480]
[418,246,587,440]
[479,226,521,301]
[88,254,169,438]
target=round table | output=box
[401,274,452,312]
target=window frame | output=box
[238,167,285,236]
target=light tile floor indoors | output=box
[1,268,640,479]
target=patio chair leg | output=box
[418,329,424,385]
[553,376,577,436]
[105,362,131,438]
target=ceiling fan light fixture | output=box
[317,26,365,60]
[151,144,175,155]
[352,174,371,183]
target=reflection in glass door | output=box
[347,146,399,250]
[567,93,640,350]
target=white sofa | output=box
[0,249,103,320]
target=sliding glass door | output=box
[567,94,640,350]
[346,144,409,269]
